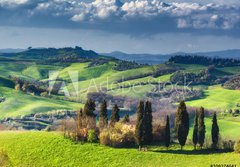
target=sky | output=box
[0,0,240,54]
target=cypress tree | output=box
[198,107,205,149]
[83,99,96,117]
[175,101,189,150]
[144,101,153,144]
[192,111,198,150]
[110,104,120,127]
[83,99,96,129]
[211,112,219,149]
[165,115,171,149]
[135,101,145,149]
[99,100,108,129]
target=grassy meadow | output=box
[0,87,82,118]
[0,131,239,167]
[186,85,240,111]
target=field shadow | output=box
[152,149,231,155]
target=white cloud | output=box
[36,3,50,11]
[0,0,240,33]
[177,19,189,28]
[0,0,29,7]
[71,13,85,22]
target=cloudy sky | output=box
[0,0,240,54]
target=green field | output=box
[189,117,240,140]
[186,85,240,111]
[0,58,240,121]
[0,131,239,167]
[0,87,82,118]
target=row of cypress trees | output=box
[192,107,219,150]
[192,107,206,149]
[174,101,219,150]
[85,99,219,150]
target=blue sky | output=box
[0,0,239,54]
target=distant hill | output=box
[0,49,25,53]
[103,49,240,65]
[195,49,240,59]
[0,47,115,64]
[102,51,171,65]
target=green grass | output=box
[1,60,240,116]
[22,65,42,80]
[109,85,154,99]
[189,117,240,140]
[0,87,82,118]
[0,131,239,167]
[217,66,240,75]
[186,85,240,111]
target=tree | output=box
[76,108,83,140]
[165,115,171,149]
[77,108,83,130]
[192,111,198,150]
[99,100,108,129]
[122,114,130,123]
[135,101,145,149]
[144,101,153,144]
[83,99,96,129]
[175,101,189,150]
[198,107,205,149]
[83,99,96,117]
[110,104,120,127]
[211,112,219,149]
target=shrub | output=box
[99,123,135,148]
[234,140,240,153]
[99,130,111,146]
[87,129,97,143]
[222,140,235,151]
[110,133,125,148]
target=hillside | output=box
[0,48,240,133]
[0,131,239,167]
[0,48,240,166]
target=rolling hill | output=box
[103,49,240,65]
[0,47,239,126]
[0,47,240,166]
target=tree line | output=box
[64,99,220,151]
[169,55,240,67]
